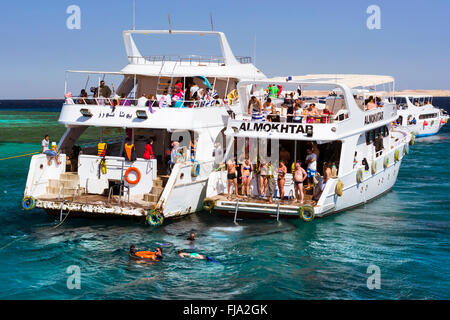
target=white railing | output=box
[67,96,235,108]
[128,55,252,65]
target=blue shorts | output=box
[44,150,58,157]
[307,168,316,178]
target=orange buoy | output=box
[135,251,156,259]
[423,121,428,126]
[124,167,141,184]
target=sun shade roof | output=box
[268,74,394,88]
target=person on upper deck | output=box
[376,97,384,108]
[77,89,88,104]
[282,93,295,123]
[366,96,377,110]
[320,105,333,123]
[96,80,111,98]
[248,96,264,122]
[119,93,131,106]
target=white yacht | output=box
[204,75,412,221]
[23,29,265,224]
[396,95,449,138]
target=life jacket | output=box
[97,142,107,157]
[124,143,136,162]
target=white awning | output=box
[268,74,394,88]
[66,70,124,75]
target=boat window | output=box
[418,113,437,120]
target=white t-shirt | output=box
[306,153,317,171]
[42,139,49,152]
[137,96,148,107]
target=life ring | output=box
[22,196,35,210]
[383,156,389,169]
[299,205,314,222]
[371,160,377,174]
[124,167,141,185]
[395,149,401,161]
[146,209,164,227]
[335,180,344,197]
[409,133,415,146]
[203,198,215,213]
[191,161,200,177]
[134,251,156,259]
[356,168,363,184]
[404,144,409,155]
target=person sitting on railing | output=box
[64,92,74,104]
[41,134,61,166]
[293,103,303,123]
[248,96,264,122]
[77,89,89,104]
[320,105,333,123]
[159,90,171,108]
[263,98,276,121]
[376,97,384,108]
[119,93,131,106]
[146,94,156,113]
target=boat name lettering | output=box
[98,111,133,119]
[365,112,384,125]
[239,122,313,135]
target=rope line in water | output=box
[0,151,40,161]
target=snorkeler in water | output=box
[186,232,196,241]
[129,245,163,261]
[177,249,216,262]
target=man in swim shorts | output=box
[294,162,307,204]
[226,159,239,200]
[178,250,215,262]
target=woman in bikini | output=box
[293,162,307,204]
[258,160,269,199]
[277,161,287,200]
[241,158,253,198]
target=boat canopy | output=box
[268,74,394,89]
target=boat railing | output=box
[241,113,346,124]
[66,96,236,108]
[128,55,252,65]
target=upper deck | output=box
[224,77,398,141]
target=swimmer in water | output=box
[129,245,163,261]
[177,249,216,262]
[186,232,196,241]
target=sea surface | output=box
[0,99,449,300]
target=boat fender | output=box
[202,198,215,213]
[335,180,344,197]
[146,209,164,227]
[371,160,377,174]
[100,158,107,175]
[383,156,389,169]
[409,133,415,146]
[191,161,200,177]
[22,196,35,210]
[356,168,363,184]
[395,149,401,161]
[299,205,314,222]
[124,167,141,185]
[431,120,434,126]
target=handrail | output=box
[127,55,252,65]
[67,96,233,108]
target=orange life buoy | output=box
[135,251,155,259]
[124,167,141,184]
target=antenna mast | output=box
[168,14,172,33]
[132,0,135,30]
[210,12,214,31]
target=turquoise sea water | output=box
[0,101,449,299]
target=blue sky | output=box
[1,0,449,98]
